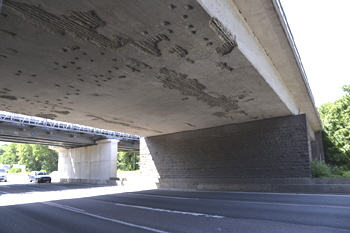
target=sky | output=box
[280,0,350,107]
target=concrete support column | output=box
[54,146,70,180]
[97,139,119,181]
[53,139,119,184]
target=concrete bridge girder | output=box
[198,0,320,133]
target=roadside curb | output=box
[155,178,350,194]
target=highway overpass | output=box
[0,0,323,186]
[0,111,139,151]
[0,111,140,183]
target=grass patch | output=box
[311,159,350,178]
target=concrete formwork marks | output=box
[130,34,170,57]
[0,28,16,37]
[157,68,238,112]
[168,45,189,58]
[124,58,152,70]
[4,0,115,48]
[209,17,237,56]
[4,0,170,56]
[215,62,234,72]
[0,95,17,100]
[63,10,105,30]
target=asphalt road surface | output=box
[0,175,350,233]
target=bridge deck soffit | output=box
[0,0,321,137]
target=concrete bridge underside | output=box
[0,0,323,186]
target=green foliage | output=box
[0,144,7,155]
[311,159,333,178]
[32,144,58,173]
[0,143,58,173]
[18,143,41,171]
[341,171,350,178]
[311,159,350,178]
[8,167,22,173]
[0,143,19,166]
[318,86,350,169]
[342,85,350,93]
[117,152,139,171]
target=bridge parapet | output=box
[0,111,139,141]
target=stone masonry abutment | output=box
[140,114,323,189]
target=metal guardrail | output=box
[0,111,140,141]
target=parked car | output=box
[0,168,7,182]
[29,171,51,183]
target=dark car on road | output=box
[0,168,7,182]
[29,171,51,183]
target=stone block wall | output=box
[140,115,315,182]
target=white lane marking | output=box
[115,203,225,219]
[44,202,86,213]
[43,202,168,233]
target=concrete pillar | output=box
[53,139,119,184]
[97,139,119,181]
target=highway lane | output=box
[1,182,350,232]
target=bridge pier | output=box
[54,139,119,185]
[140,114,323,190]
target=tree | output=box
[32,144,58,173]
[0,143,19,166]
[318,85,350,168]
[18,144,41,171]
[342,85,350,93]
[0,144,8,155]
[0,143,58,173]
[117,152,139,171]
